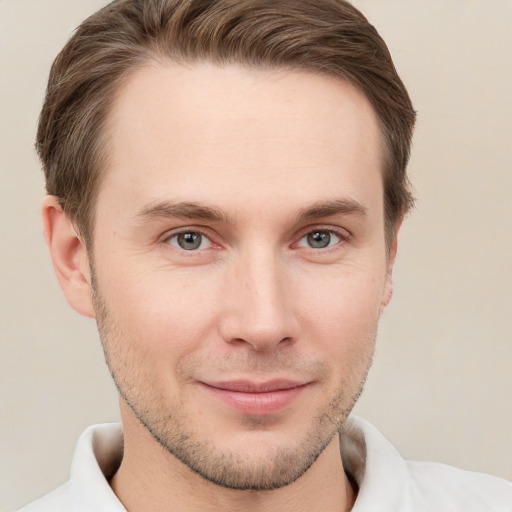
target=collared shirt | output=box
[18,417,512,511]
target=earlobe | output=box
[42,196,95,318]
[381,275,393,311]
[381,219,402,311]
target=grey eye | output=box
[304,230,340,249]
[173,232,204,250]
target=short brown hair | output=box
[37,0,415,246]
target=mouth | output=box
[199,379,311,415]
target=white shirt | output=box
[19,417,512,511]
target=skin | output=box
[43,63,399,512]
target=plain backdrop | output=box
[1,0,511,510]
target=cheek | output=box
[99,265,223,359]
[95,247,387,370]
[299,262,385,323]
[295,265,384,357]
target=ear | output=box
[381,219,402,310]
[42,196,95,318]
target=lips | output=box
[199,379,310,415]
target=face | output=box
[90,63,394,490]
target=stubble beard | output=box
[120,375,367,491]
[91,275,375,491]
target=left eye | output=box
[298,230,341,249]
[168,231,212,251]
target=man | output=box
[21,0,511,510]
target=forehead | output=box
[99,62,383,220]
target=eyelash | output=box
[163,226,350,253]
[164,229,217,252]
[293,225,351,251]
[295,228,348,250]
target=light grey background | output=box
[1,1,511,510]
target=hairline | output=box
[81,56,397,254]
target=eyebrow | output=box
[135,198,366,225]
[295,199,367,222]
[136,201,231,224]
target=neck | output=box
[111,407,356,512]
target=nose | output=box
[218,247,299,352]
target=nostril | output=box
[225,334,295,352]
[251,336,295,352]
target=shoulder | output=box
[343,416,512,511]
[16,423,125,512]
[15,483,71,512]
[406,459,512,510]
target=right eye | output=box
[299,230,341,249]
[167,231,212,251]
